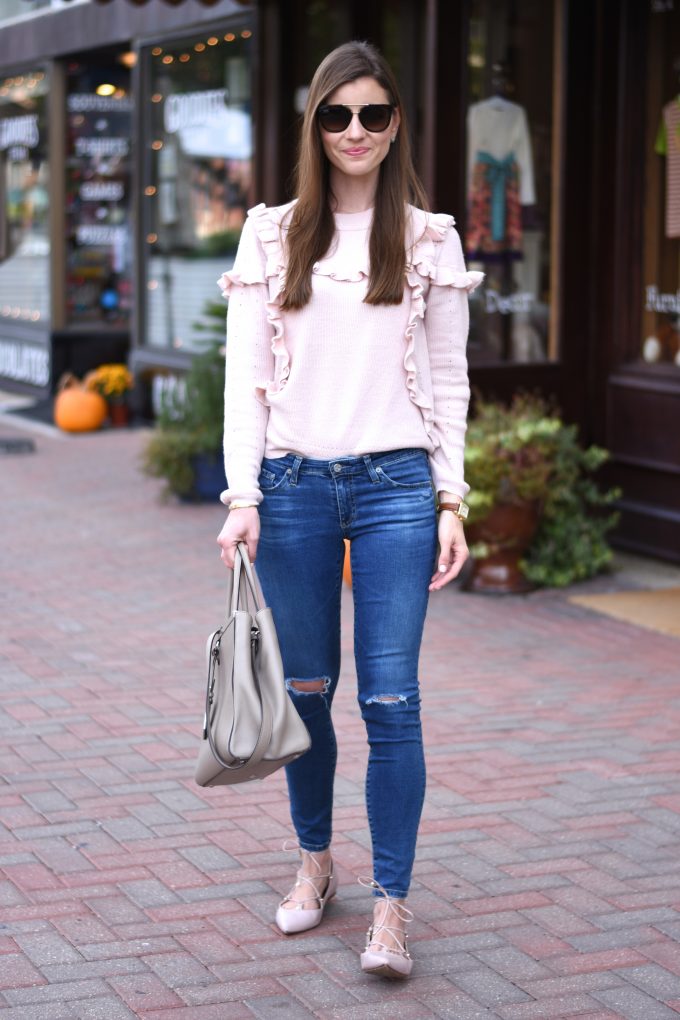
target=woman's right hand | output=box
[217,508,260,569]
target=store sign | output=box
[645,284,680,313]
[76,224,127,246]
[67,93,133,113]
[163,92,251,159]
[80,181,124,201]
[151,373,185,417]
[484,288,535,315]
[0,113,39,161]
[164,89,227,133]
[0,340,49,387]
[74,137,129,157]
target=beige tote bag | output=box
[195,543,311,786]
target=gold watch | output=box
[437,499,469,521]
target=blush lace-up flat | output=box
[358,877,414,979]
[275,843,337,935]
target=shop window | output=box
[0,69,50,327]
[0,0,50,21]
[0,0,88,24]
[641,3,680,372]
[142,26,253,352]
[464,0,560,364]
[65,55,133,326]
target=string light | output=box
[241,30,252,38]
[194,42,206,52]
[179,54,190,63]
[146,233,158,244]
[152,47,163,56]
[151,93,163,103]
[151,140,163,150]
[162,55,174,65]
[207,37,219,46]
[144,186,157,196]
[224,33,235,42]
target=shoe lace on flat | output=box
[280,840,333,910]
[358,876,413,958]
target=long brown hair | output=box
[280,40,428,310]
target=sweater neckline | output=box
[333,207,373,230]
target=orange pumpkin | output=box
[343,539,352,587]
[54,375,107,433]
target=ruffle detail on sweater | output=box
[234,202,482,412]
[216,265,266,297]
[402,209,484,443]
[245,201,296,404]
[310,261,368,283]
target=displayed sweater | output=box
[217,201,483,505]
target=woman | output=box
[217,40,482,979]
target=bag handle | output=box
[229,542,262,618]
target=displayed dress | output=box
[465,96,536,261]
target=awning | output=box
[91,0,250,5]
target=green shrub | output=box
[464,393,622,587]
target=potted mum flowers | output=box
[85,363,134,427]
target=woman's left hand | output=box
[429,512,469,591]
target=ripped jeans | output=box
[255,448,438,898]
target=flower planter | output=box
[182,453,227,503]
[108,400,130,428]
[463,500,541,594]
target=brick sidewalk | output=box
[1,423,679,1020]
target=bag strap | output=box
[228,542,262,618]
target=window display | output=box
[0,69,50,329]
[65,57,132,325]
[143,26,253,351]
[465,0,556,364]
[642,5,680,369]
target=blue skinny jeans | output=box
[255,448,438,898]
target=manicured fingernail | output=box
[438,565,446,572]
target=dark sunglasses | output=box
[316,103,395,134]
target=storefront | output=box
[0,0,677,560]
[0,65,50,388]
[0,0,246,395]
[605,0,680,559]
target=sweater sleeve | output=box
[217,217,273,506]
[424,224,481,498]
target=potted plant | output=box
[462,393,621,593]
[85,363,134,427]
[141,336,226,501]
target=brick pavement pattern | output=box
[1,423,680,1020]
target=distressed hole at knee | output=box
[365,694,407,705]
[286,676,331,694]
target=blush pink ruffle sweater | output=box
[217,201,483,506]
